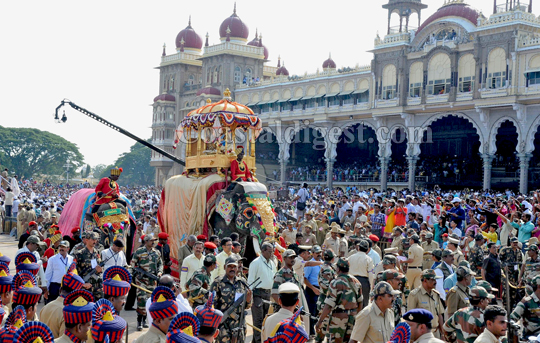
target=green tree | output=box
[82,164,91,178]
[98,140,153,186]
[0,126,84,179]
[92,164,107,177]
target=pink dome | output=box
[175,17,203,50]
[196,87,221,96]
[323,54,336,69]
[417,3,480,33]
[154,94,176,102]
[276,65,289,76]
[247,32,269,59]
[219,5,249,40]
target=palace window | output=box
[410,83,422,97]
[487,48,507,89]
[458,54,475,93]
[261,104,270,113]
[428,79,451,95]
[428,53,451,95]
[328,96,340,107]
[409,62,423,98]
[527,71,540,86]
[357,90,369,103]
[382,64,397,100]
[234,66,242,83]
[305,99,317,108]
[488,71,506,89]
[342,94,354,105]
[459,76,475,92]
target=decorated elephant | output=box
[211,181,277,263]
[58,188,137,257]
[87,201,131,249]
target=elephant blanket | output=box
[160,174,227,261]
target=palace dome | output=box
[196,87,221,97]
[153,93,176,102]
[247,32,269,59]
[417,2,480,33]
[219,5,249,41]
[276,65,289,76]
[175,17,203,51]
[323,54,336,69]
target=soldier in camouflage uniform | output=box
[443,286,493,343]
[511,274,540,338]
[315,249,336,343]
[520,244,540,290]
[187,253,216,308]
[378,269,405,326]
[500,237,525,307]
[315,258,362,343]
[70,236,104,255]
[72,231,103,300]
[468,234,486,274]
[211,256,251,343]
[131,234,163,331]
[271,250,302,302]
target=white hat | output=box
[451,197,461,203]
[448,237,460,245]
[278,282,300,294]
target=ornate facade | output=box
[152,0,540,193]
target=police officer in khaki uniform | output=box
[390,227,404,249]
[407,269,445,338]
[448,237,464,267]
[323,225,341,254]
[280,221,297,246]
[404,235,424,289]
[447,265,474,314]
[421,233,439,270]
[404,309,446,343]
[298,226,317,246]
[262,282,300,342]
[349,281,400,343]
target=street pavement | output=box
[0,233,255,343]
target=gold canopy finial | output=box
[223,88,232,99]
[206,98,212,104]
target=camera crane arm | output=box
[54,99,185,166]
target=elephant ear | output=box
[216,194,235,226]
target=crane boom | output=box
[54,99,185,166]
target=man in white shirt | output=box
[44,240,73,303]
[179,241,204,291]
[292,183,310,220]
[406,196,416,214]
[215,237,233,278]
[100,239,127,272]
[4,188,14,217]
[146,275,191,326]
[16,235,47,288]
[248,242,278,343]
[434,250,454,300]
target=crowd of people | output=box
[1,164,540,343]
[282,157,484,184]
[284,161,410,183]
